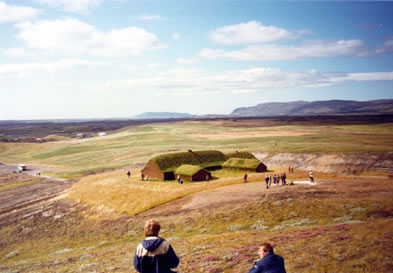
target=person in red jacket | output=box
[134,219,179,273]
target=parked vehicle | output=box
[18,164,27,172]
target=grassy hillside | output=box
[0,119,393,272]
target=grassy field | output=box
[0,119,393,272]
[0,120,392,178]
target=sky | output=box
[1,0,393,120]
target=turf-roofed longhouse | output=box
[141,150,227,181]
[222,157,267,172]
[175,164,211,182]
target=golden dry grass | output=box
[66,170,252,215]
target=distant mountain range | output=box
[134,112,195,119]
[133,100,393,119]
[230,99,393,117]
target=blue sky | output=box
[1,0,393,119]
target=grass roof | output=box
[222,157,262,169]
[153,150,227,172]
[175,164,204,176]
[225,151,256,159]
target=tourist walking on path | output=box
[273,175,277,185]
[248,242,287,273]
[134,219,179,273]
[127,171,131,178]
[265,175,270,189]
[281,173,286,185]
[244,173,248,183]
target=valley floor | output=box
[1,166,393,273]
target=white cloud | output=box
[176,58,199,64]
[0,1,40,23]
[0,59,103,77]
[16,18,163,57]
[200,40,368,61]
[104,67,393,95]
[33,0,99,12]
[2,48,29,57]
[172,32,181,40]
[329,71,393,82]
[376,39,393,54]
[135,14,167,21]
[209,21,292,45]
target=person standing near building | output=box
[134,219,179,273]
[309,171,314,183]
[248,242,287,273]
[265,174,270,189]
[281,173,286,185]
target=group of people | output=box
[264,173,287,189]
[134,219,286,273]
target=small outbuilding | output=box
[175,164,211,182]
[222,157,267,172]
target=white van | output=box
[18,164,27,172]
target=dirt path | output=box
[0,164,77,228]
[139,180,314,218]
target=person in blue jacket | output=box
[248,242,286,273]
[134,219,179,273]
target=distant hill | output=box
[134,112,195,119]
[230,99,393,117]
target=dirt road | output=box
[0,164,77,228]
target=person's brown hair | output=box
[261,242,273,253]
[144,219,161,237]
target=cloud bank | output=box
[0,1,40,23]
[105,67,393,95]
[0,59,102,77]
[209,21,292,44]
[16,18,163,56]
[33,0,99,12]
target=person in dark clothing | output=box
[265,175,270,189]
[127,171,131,178]
[244,173,248,183]
[248,242,286,273]
[134,219,179,273]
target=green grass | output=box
[153,150,227,172]
[0,121,392,178]
[175,164,204,176]
[222,158,262,169]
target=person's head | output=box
[258,242,273,258]
[144,219,160,237]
